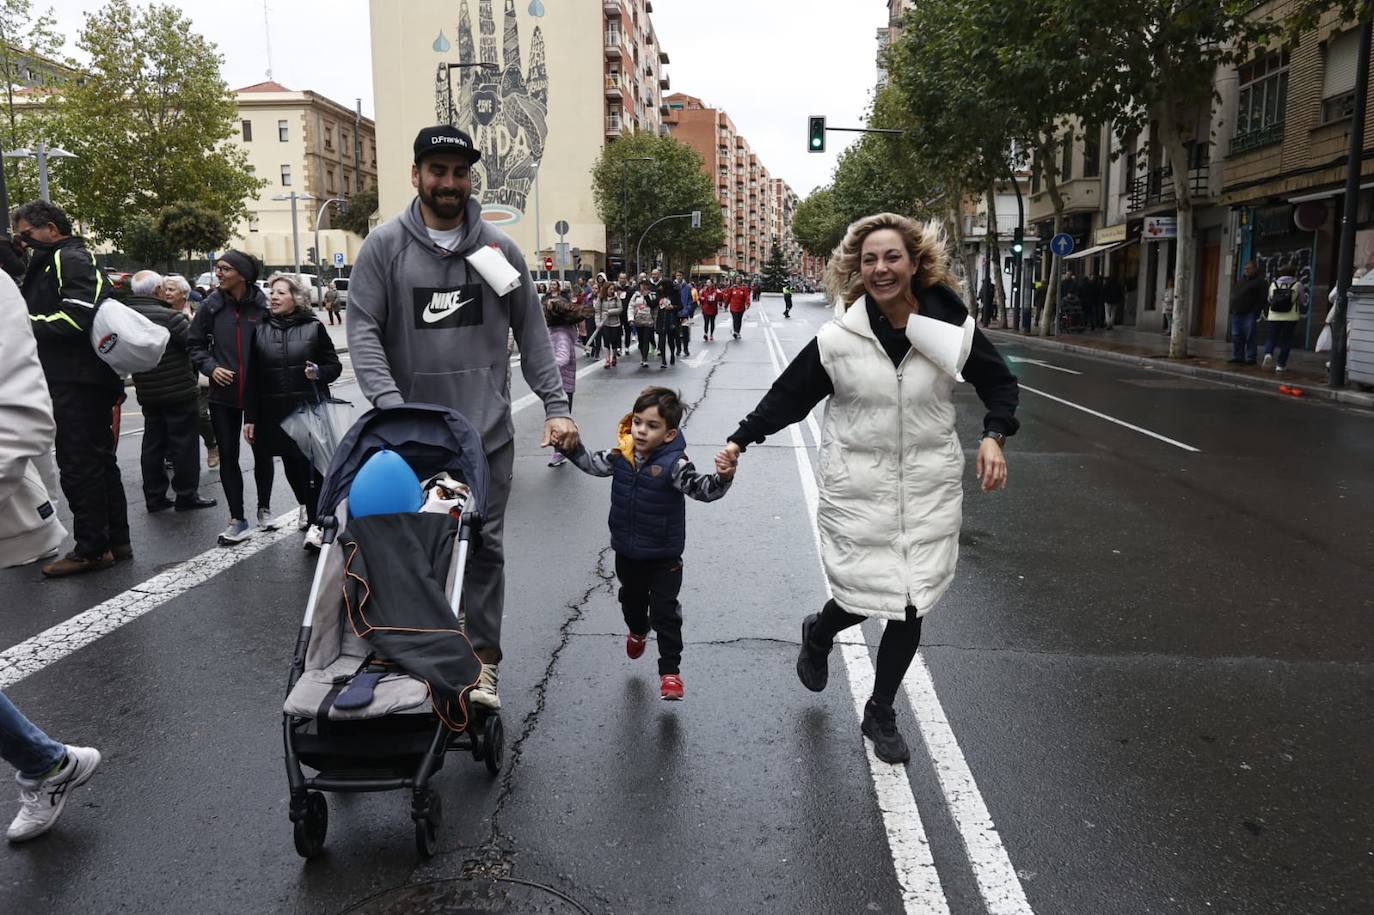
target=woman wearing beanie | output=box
[187,250,275,546]
[244,274,341,548]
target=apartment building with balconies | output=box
[370,0,669,275]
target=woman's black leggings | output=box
[808,598,923,706]
[731,311,744,336]
[210,404,275,521]
[703,313,716,337]
[638,327,654,362]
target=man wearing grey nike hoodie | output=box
[347,125,580,711]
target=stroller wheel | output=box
[415,792,442,858]
[293,791,328,859]
[483,714,505,776]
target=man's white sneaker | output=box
[7,745,101,842]
[296,505,309,531]
[256,507,278,531]
[470,663,501,710]
[1262,353,1274,368]
[302,525,324,551]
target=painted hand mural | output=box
[434,0,547,222]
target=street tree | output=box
[335,187,378,239]
[155,201,229,276]
[0,0,68,208]
[590,129,724,275]
[43,0,263,247]
[792,186,847,259]
[761,240,787,292]
[120,213,177,269]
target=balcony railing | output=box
[602,0,620,16]
[1230,122,1284,155]
[605,115,623,135]
[603,29,624,57]
[604,73,623,96]
[1126,164,1209,212]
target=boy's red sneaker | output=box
[659,674,684,701]
[626,632,648,659]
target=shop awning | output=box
[1063,240,1127,261]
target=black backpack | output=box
[1268,279,1296,313]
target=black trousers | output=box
[616,553,684,675]
[50,384,130,559]
[257,419,323,525]
[703,313,716,337]
[601,325,622,354]
[731,311,744,336]
[140,401,202,505]
[809,598,923,705]
[637,327,654,362]
[678,323,692,355]
[209,403,275,521]
[783,294,792,313]
[197,388,216,449]
[657,327,675,362]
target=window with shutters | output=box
[241,119,253,141]
[278,119,289,142]
[281,164,292,186]
[1321,29,1359,124]
[1059,133,1073,182]
[1233,51,1288,152]
[1082,124,1101,179]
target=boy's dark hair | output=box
[633,386,684,430]
[12,199,72,236]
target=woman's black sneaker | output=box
[861,699,910,764]
[796,613,831,692]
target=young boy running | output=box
[559,387,735,700]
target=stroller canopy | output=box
[317,403,490,518]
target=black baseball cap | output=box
[413,125,481,164]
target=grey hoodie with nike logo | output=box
[346,196,570,451]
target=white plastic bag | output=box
[64,297,169,375]
[465,244,521,296]
[1315,324,1333,353]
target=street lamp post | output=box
[3,141,77,204]
[314,195,349,303]
[438,61,499,125]
[622,156,654,275]
[272,191,316,277]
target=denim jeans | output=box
[1231,311,1259,361]
[1264,320,1297,366]
[0,692,65,779]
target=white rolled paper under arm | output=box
[465,244,522,296]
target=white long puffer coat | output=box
[815,295,974,619]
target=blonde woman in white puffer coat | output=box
[718,212,1020,764]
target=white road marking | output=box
[1006,355,1083,375]
[681,344,724,370]
[757,314,949,915]
[1019,383,1200,452]
[760,311,1033,915]
[509,361,605,415]
[0,510,300,689]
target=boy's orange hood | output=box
[615,413,637,467]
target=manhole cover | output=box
[341,877,591,915]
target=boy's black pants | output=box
[615,553,683,675]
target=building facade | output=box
[227,81,378,270]
[369,0,670,275]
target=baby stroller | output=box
[282,404,504,860]
[1057,292,1087,333]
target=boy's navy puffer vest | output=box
[608,432,688,560]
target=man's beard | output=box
[421,186,467,220]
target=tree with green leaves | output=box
[120,213,177,269]
[156,201,229,275]
[590,130,725,275]
[0,0,68,210]
[792,186,847,259]
[42,0,263,247]
[761,240,787,292]
[335,187,378,239]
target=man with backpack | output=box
[1228,259,1268,364]
[1262,263,1306,373]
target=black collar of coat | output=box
[863,281,968,330]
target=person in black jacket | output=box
[244,273,341,549]
[126,271,216,514]
[12,200,129,577]
[187,250,273,546]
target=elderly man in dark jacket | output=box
[13,199,129,577]
[126,270,216,513]
[1228,259,1268,363]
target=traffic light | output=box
[306,246,317,264]
[1011,227,1024,256]
[808,116,826,153]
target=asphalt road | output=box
[1,293,1370,914]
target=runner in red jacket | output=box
[726,282,750,340]
[699,280,721,341]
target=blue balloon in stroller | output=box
[282,404,505,860]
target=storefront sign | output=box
[1143,216,1177,241]
[1256,204,1293,237]
[1094,224,1128,245]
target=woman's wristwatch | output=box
[980,430,1006,448]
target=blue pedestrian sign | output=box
[333,252,345,267]
[1050,233,1075,257]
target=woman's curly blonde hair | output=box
[823,212,959,307]
[265,272,312,313]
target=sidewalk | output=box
[322,311,348,354]
[983,324,1374,410]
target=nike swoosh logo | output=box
[423,296,475,324]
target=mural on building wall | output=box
[432,0,548,225]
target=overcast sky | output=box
[45,0,882,198]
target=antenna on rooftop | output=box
[263,0,274,81]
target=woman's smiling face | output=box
[860,228,916,307]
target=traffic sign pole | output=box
[1048,233,1074,337]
